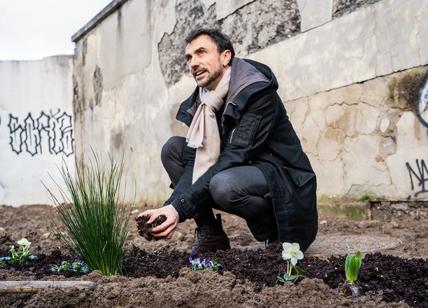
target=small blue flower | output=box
[0,256,11,262]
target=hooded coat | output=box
[170,58,318,252]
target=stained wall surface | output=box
[72,0,428,205]
[0,56,75,206]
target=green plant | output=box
[358,192,379,202]
[345,251,362,284]
[50,260,89,274]
[188,256,222,272]
[45,152,131,276]
[9,238,31,265]
[276,242,304,284]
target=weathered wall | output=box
[0,56,75,206]
[72,0,428,204]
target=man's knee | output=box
[161,136,185,166]
[209,173,239,210]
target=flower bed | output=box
[1,204,427,307]
[1,244,427,307]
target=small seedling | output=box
[7,238,37,265]
[276,242,304,284]
[188,256,222,272]
[345,251,362,284]
[50,260,90,274]
[344,251,363,297]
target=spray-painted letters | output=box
[406,159,428,197]
[7,110,74,157]
[417,74,428,132]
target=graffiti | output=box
[416,74,428,132]
[7,110,74,157]
[406,159,428,197]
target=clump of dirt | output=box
[135,214,167,241]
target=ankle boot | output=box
[190,214,230,254]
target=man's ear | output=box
[222,50,232,67]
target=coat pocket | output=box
[281,166,315,187]
[229,113,262,147]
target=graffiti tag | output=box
[406,159,428,197]
[416,74,428,132]
[7,110,74,157]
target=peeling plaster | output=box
[333,0,382,18]
[158,0,300,87]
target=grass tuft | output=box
[45,152,131,275]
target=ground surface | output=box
[0,203,427,307]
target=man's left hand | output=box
[138,205,179,239]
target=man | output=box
[139,28,317,254]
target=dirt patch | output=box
[1,204,427,307]
[1,244,426,307]
[3,271,404,308]
[387,68,428,111]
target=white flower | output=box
[282,242,304,266]
[16,238,31,247]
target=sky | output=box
[0,0,112,60]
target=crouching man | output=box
[139,28,317,254]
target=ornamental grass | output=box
[45,153,131,275]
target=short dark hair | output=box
[185,28,235,63]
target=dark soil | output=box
[135,214,167,241]
[2,204,428,307]
[122,246,188,278]
[0,249,82,279]
[2,245,427,307]
[207,246,428,307]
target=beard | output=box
[194,68,222,90]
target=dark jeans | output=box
[161,136,276,241]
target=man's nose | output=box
[189,57,199,70]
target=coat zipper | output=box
[229,128,236,143]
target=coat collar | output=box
[176,58,278,126]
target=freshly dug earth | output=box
[1,245,426,307]
[1,204,428,307]
[135,215,167,241]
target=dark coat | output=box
[170,58,318,252]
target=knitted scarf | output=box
[186,67,231,183]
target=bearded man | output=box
[139,28,317,254]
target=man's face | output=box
[185,34,231,91]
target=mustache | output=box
[192,68,207,76]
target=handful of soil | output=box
[135,215,167,241]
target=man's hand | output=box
[138,205,179,239]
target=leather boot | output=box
[190,214,231,254]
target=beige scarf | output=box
[186,67,231,183]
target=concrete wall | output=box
[72,0,428,205]
[0,56,74,206]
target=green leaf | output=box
[276,273,301,284]
[345,251,362,284]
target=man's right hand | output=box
[138,205,179,239]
